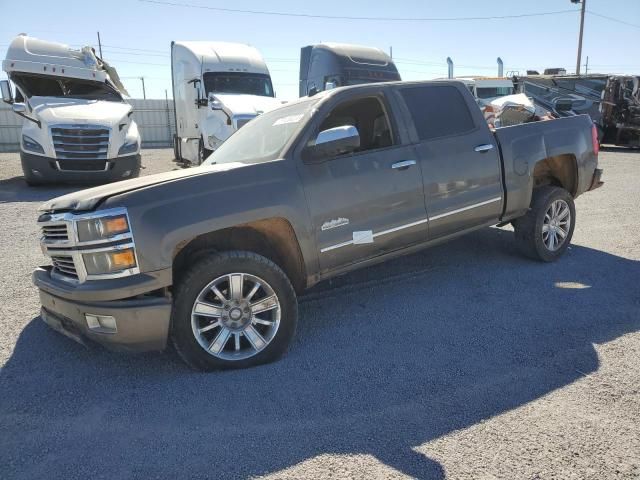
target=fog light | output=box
[85,313,117,333]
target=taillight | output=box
[591,124,600,156]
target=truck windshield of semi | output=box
[299,43,401,97]
[171,41,283,165]
[1,35,141,186]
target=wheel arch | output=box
[172,217,307,294]
[532,153,578,197]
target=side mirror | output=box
[208,92,223,110]
[9,101,40,127]
[12,103,26,114]
[307,125,360,160]
[1,80,13,104]
[308,86,318,97]
[189,78,207,107]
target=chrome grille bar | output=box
[50,125,111,164]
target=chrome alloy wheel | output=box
[542,199,571,252]
[191,273,281,361]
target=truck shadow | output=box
[0,176,76,203]
[1,228,638,479]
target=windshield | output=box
[476,87,515,99]
[203,99,317,166]
[203,72,274,97]
[11,73,123,101]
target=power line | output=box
[138,0,579,22]
[586,10,640,29]
[102,44,168,53]
[101,49,170,57]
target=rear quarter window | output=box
[399,85,475,141]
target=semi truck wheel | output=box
[513,186,575,262]
[173,135,181,161]
[171,250,298,371]
[197,137,212,165]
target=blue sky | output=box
[1,0,639,100]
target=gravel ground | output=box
[0,148,638,480]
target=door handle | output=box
[391,160,416,170]
[474,144,494,153]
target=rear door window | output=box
[399,85,475,141]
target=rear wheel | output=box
[171,251,298,371]
[513,186,575,262]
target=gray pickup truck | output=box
[33,80,603,371]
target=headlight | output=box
[83,247,137,275]
[118,139,138,156]
[22,135,44,154]
[76,213,130,242]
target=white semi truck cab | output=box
[171,41,283,164]
[1,35,141,185]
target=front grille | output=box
[51,126,110,161]
[57,160,107,172]
[42,224,69,242]
[51,255,78,279]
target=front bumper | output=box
[21,151,140,184]
[34,267,172,352]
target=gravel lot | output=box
[0,148,638,480]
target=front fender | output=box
[102,159,317,284]
[200,111,234,149]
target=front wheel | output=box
[171,251,298,371]
[513,186,576,262]
[197,137,212,165]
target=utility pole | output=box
[96,31,103,58]
[584,56,589,75]
[389,46,393,59]
[140,77,146,99]
[572,0,586,75]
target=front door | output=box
[298,93,428,274]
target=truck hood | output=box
[28,97,132,127]
[39,162,246,212]
[214,93,283,116]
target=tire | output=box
[171,251,298,371]
[197,137,212,166]
[173,135,181,161]
[513,186,576,262]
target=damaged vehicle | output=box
[33,80,603,371]
[1,35,141,185]
[515,73,640,147]
[171,41,284,165]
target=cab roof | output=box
[172,41,270,75]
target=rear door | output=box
[297,90,428,274]
[395,83,504,238]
